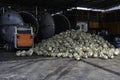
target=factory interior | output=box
[0,0,120,80]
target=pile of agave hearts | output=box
[16,29,120,60]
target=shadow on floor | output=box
[0,51,56,62]
[81,59,120,76]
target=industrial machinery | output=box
[14,27,34,49]
[52,14,71,34]
[0,9,71,51]
[0,11,34,50]
[38,12,55,39]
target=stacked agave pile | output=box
[16,29,120,60]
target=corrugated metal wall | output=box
[65,10,120,34]
[103,10,120,34]
[65,10,101,30]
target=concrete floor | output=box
[0,52,120,80]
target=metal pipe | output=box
[2,7,5,14]
[35,6,38,19]
[0,7,5,14]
